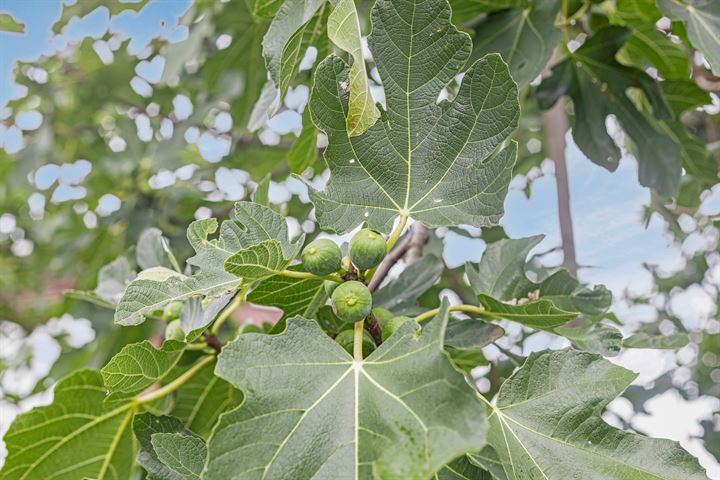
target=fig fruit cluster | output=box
[300,228,388,277]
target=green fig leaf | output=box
[115,202,302,326]
[101,340,185,405]
[0,370,135,480]
[537,26,680,197]
[308,0,519,233]
[478,349,707,479]
[206,300,487,479]
[658,0,720,76]
[470,0,563,87]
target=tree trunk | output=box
[542,96,578,277]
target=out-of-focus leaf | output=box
[470,0,562,87]
[373,254,444,315]
[450,0,527,24]
[445,317,505,371]
[537,26,680,196]
[613,0,662,27]
[262,0,327,103]
[623,332,690,349]
[51,0,149,33]
[278,4,329,96]
[658,0,720,75]
[445,317,505,351]
[661,80,711,116]
[0,12,25,33]
[254,173,271,206]
[619,24,690,80]
[555,320,623,357]
[137,228,172,270]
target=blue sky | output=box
[0,0,191,105]
[2,0,718,297]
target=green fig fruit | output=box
[331,280,372,322]
[335,329,376,357]
[372,307,393,328]
[349,228,387,270]
[165,319,185,342]
[381,315,413,341]
[162,301,184,322]
[301,238,342,276]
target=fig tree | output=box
[349,228,386,270]
[301,238,342,276]
[331,280,372,322]
[163,300,184,322]
[335,329,376,357]
[165,319,185,342]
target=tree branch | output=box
[367,223,425,292]
[543,50,578,276]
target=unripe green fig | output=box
[331,281,372,322]
[372,307,393,328]
[163,301,184,322]
[165,319,185,342]
[324,280,339,297]
[335,329,376,357]
[349,228,386,270]
[382,315,413,341]
[301,238,342,276]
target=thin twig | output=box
[367,227,415,292]
[364,312,383,345]
[210,284,249,335]
[137,355,215,405]
[353,320,365,361]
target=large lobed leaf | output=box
[205,300,487,479]
[475,349,708,479]
[0,370,135,480]
[309,0,520,233]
